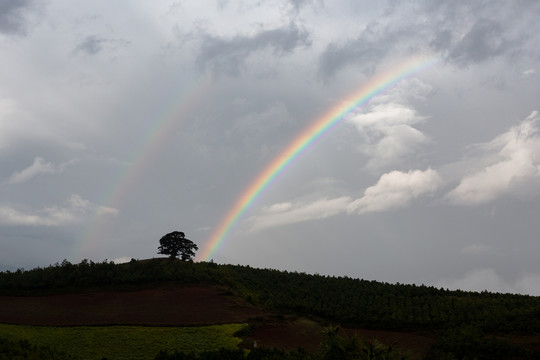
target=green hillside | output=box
[0,323,245,360]
[1,259,540,359]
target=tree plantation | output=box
[1,259,540,359]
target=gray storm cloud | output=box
[196,23,311,76]
[0,0,36,35]
[1,0,540,295]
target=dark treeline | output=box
[0,336,409,360]
[154,335,412,360]
[154,348,314,360]
[1,259,540,335]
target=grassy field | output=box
[0,323,247,360]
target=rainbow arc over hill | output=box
[198,56,440,261]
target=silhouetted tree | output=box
[157,231,198,261]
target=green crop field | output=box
[0,323,247,360]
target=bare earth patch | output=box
[244,318,434,359]
[0,285,265,326]
[245,317,324,352]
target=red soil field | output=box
[244,318,434,358]
[0,285,434,358]
[0,285,265,326]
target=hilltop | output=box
[1,258,540,359]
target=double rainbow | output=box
[199,56,439,261]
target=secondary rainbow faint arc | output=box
[77,74,211,258]
[198,56,440,261]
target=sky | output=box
[1,0,540,295]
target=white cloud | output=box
[247,196,351,232]
[438,268,540,296]
[438,268,513,294]
[348,102,428,170]
[0,194,118,227]
[68,194,119,217]
[348,168,442,214]
[522,68,535,77]
[446,111,540,205]
[264,202,293,213]
[0,204,80,227]
[371,77,435,104]
[5,157,75,184]
[95,206,119,217]
[112,256,132,264]
[247,168,441,231]
[515,273,540,296]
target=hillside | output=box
[1,259,540,359]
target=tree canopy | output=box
[157,231,198,261]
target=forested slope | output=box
[1,259,539,335]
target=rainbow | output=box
[77,74,211,258]
[198,56,440,261]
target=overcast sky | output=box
[2,0,540,295]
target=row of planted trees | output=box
[2,259,540,335]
